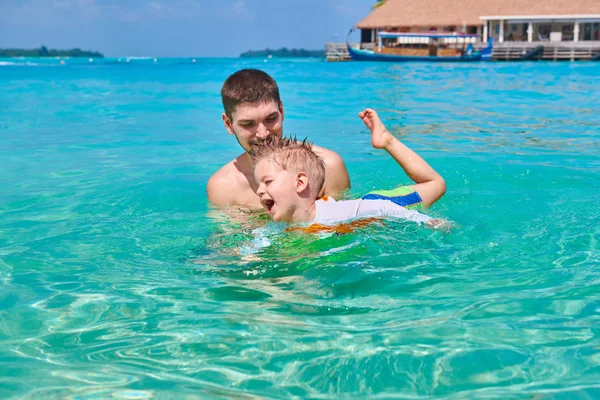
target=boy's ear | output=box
[296,172,309,193]
[222,112,235,135]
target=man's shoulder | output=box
[207,156,250,205]
[312,145,345,169]
[208,159,234,180]
[207,165,233,205]
[312,144,350,196]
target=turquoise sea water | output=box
[1,57,599,398]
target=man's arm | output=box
[313,147,351,199]
[360,109,446,208]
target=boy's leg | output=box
[359,108,446,208]
[362,186,424,211]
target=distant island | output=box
[0,46,104,58]
[240,47,324,58]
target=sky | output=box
[0,0,375,57]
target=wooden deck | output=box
[492,41,600,61]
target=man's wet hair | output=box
[221,69,281,119]
[251,135,325,195]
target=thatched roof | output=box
[356,0,600,28]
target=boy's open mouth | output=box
[262,199,275,212]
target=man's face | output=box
[223,100,284,153]
[253,158,299,222]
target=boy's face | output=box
[222,100,284,154]
[253,158,301,222]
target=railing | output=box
[325,42,352,62]
[492,41,600,60]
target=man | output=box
[207,69,445,210]
[207,69,350,209]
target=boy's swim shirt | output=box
[313,196,431,225]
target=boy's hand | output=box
[425,218,451,231]
[359,108,393,150]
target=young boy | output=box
[252,109,446,228]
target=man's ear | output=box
[279,101,285,122]
[222,112,235,135]
[296,172,309,193]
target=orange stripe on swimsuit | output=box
[286,217,383,234]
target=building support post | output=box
[499,19,504,43]
[527,22,533,42]
[574,21,580,42]
[483,21,488,42]
[377,33,382,51]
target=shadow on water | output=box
[183,209,460,319]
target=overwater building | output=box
[354,0,600,60]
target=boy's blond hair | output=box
[251,136,326,196]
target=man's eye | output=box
[241,122,255,128]
[266,117,277,122]
[265,180,272,185]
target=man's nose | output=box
[256,123,270,139]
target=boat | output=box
[347,31,493,62]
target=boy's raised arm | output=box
[359,108,446,208]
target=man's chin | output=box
[250,134,280,149]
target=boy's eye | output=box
[265,180,272,185]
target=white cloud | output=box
[221,0,256,21]
[147,0,204,19]
[331,1,367,16]
[0,0,114,25]
[0,0,199,26]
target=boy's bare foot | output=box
[359,108,393,150]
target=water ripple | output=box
[1,59,599,398]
